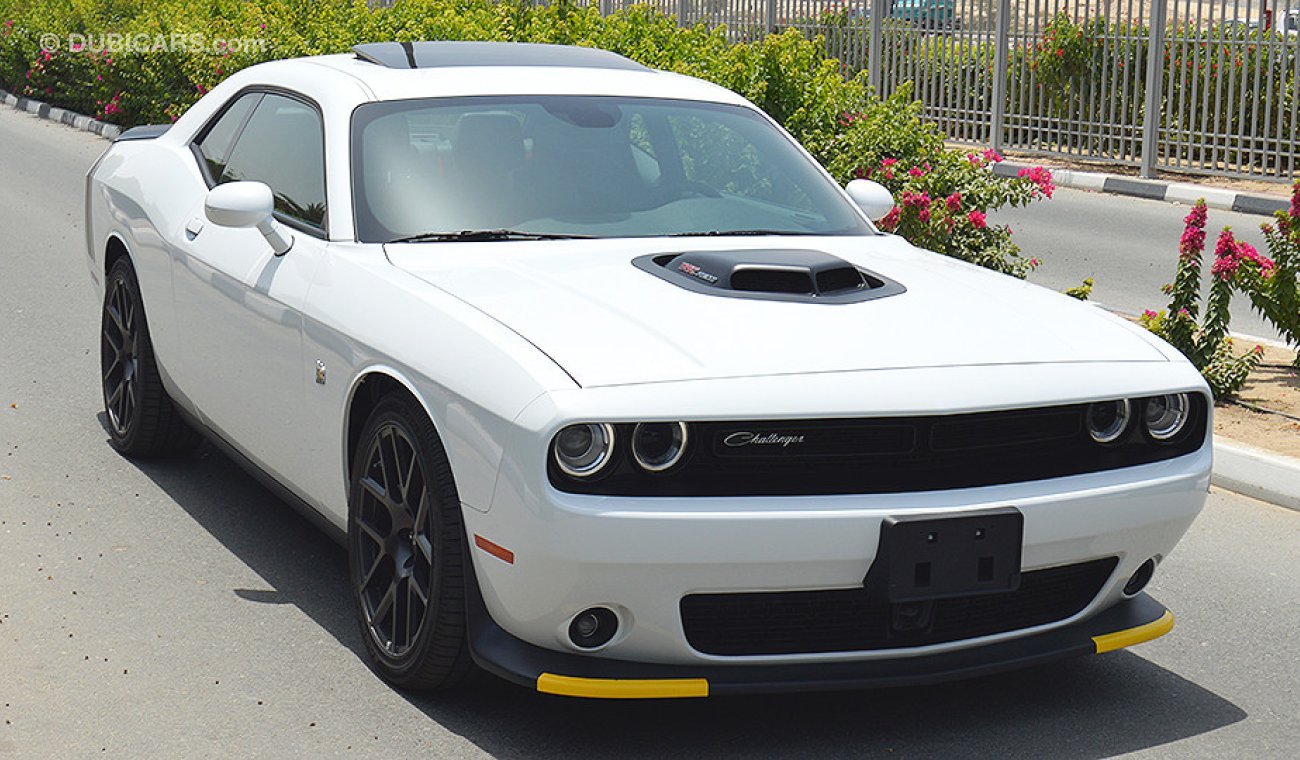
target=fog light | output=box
[568,607,619,649]
[1144,393,1190,441]
[1123,558,1157,596]
[1086,399,1132,444]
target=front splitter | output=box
[466,588,1173,699]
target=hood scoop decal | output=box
[632,249,905,304]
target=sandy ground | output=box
[1215,340,1300,457]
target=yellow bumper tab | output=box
[537,673,709,699]
[1092,610,1175,654]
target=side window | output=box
[196,93,261,181]
[215,93,327,231]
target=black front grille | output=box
[680,557,1118,656]
[550,396,1208,497]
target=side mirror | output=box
[204,181,293,255]
[845,179,896,222]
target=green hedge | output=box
[0,0,1048,276]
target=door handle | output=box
[185,217,204,240]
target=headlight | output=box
[1143,393,1190,441]
[552,423,615,477]
[632,422,689,472]
[1086,399,1132,443]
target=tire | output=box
[100,256,199,457]
[348,393,473,691]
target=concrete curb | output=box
[1212,439,1300,513]
[0,88,121,140]
[994,161,1291,217]
[6,85,1299,514]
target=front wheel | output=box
[100,256,198,457]
[348,394,473,690]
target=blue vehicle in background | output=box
[889,0,957,29]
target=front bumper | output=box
[467,586,1173,698]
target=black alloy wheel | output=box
[348,394,472,690]
[100,256,197,456]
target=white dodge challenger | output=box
[85,41,1210,699]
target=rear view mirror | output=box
[845,179,895,222]
[205,181,293,255]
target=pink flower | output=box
[918,207,931,223]
[1017,166,1056,199]
[908,166,924,178]
[1211,229,1241,280]
[967,210,988,229]
[945,192,962,212]
[881,158,899,168]
[900,191,931,209]
[966,152,982,167]
[1029,257,1042,267]
[982,148,1003,163]
[1142,309,1159,320]
[1179,202,1208,261]
[879,206,901,231]
[1290,181,1300,220]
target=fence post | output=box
[1140,0,1167,178]
[766,0,777,33]
[868,0,886,93]
[677,0,686,28]
[990,0,1012,153]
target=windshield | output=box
[351,96,872,243]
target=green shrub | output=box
[1140,200,1263,399]
[1228,182,1300,364]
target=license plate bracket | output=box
[863,508,1023,603]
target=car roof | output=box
[270,41,748,106]
[351,41,649,72]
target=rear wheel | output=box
[100,256,198,457]
[348,394,473,690]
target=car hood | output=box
[385,236,1169,388]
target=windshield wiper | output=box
[386,229,595,244]
[668,229,817,237]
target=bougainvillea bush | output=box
[0,0,1053,277]
[1232,183,1300,364]
[1140,200,1264,399]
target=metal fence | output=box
[368,0,1299,179]
[587,0,1299,181]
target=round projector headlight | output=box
[1086,399,1132,444]
[553,423,615,477]
[632,422,689,472]
[1144,393,1190,441]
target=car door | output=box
[172,89,329,489]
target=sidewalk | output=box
[992,160,1292,216]
[5,88,1299,514]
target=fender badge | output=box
[315,361,327,385]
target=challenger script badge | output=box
[723,431,807,448]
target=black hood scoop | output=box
[632,249,905,304]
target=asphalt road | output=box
[992,186,1286,343]
[2,105,1300,757]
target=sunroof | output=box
[352,41,649,71]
